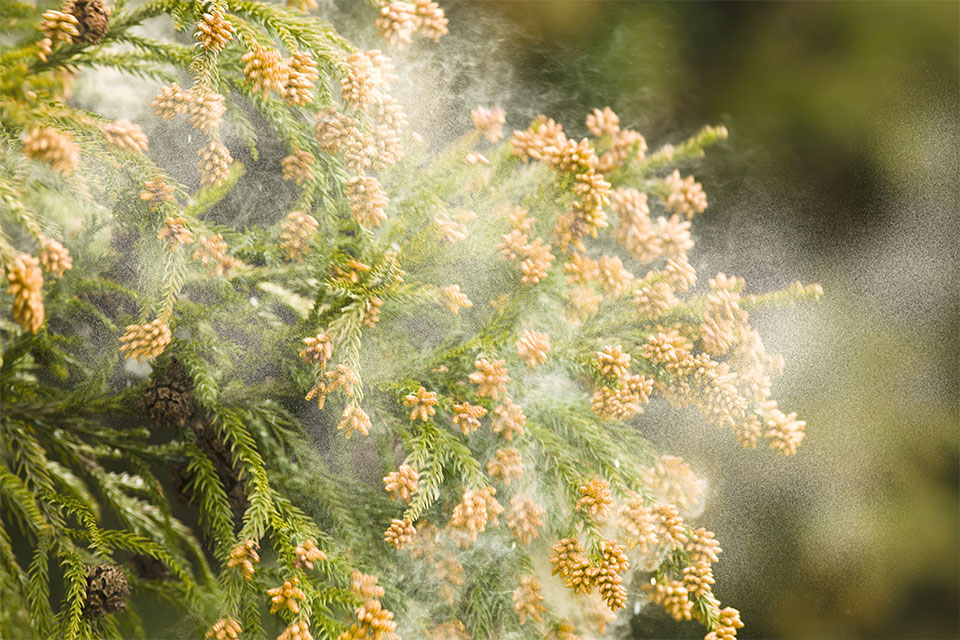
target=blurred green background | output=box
[427,1,958,637]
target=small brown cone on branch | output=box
[140,359,194,427]
[84,564,130,616]
[129,554,169,581]
[64,0,111,44]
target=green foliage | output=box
[0,2,821,639]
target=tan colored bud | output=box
[39,238,72,277]
[345,176,388,228]
[100,119,149,153]
[195,11,235,53]
[440,284,472,314]
[5,254,44,333]
[471,105,506,142]
[279,211,319,261]
[196,140,232,187]
[241,46,289,100]
[22,128,79,174]
[38,10,80,44]
[119,318,172,361]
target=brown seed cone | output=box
[168,461,193,505]
[172,424,248,517]
[191,418,249,515]
[64,0,110,44]
[163,392,248,517]
[84,564,130,616]
[129,554,169,581]
[140,359,193,427]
